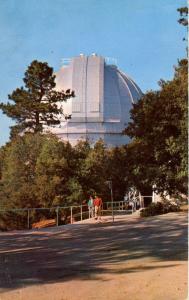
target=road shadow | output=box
[0,212,187,291]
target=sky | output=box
[0,0,186,146]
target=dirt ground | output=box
[0,212,188,300]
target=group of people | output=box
[87,195,103,221]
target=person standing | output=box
[88,195,94,218]
[94,195,103,220]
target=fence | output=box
[0,197,152,231]
[105,201,133,213]
[0,204,89,231]
[105,197,152,213]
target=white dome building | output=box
[52,54,142,147]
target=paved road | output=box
[0,212,188,300]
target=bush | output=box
[140,201,180,217]
[0,211,28,230]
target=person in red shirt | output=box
[93,195,103,220]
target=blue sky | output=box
[0,0,186,146]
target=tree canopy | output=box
[124,59,188,195]
[177,6,188,27]
[0,60,74,137]
[0,134,131,212]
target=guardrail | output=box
[0,204,89,230]
[0,197,152,231]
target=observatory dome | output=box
[52,54,142,147]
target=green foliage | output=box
[0,210,27,231]
[124,59,188,195]
[107,146,129,200]
[0,135,127,212]
[82,140,109,199]
[177,7,188,26]
[177,6,188,42]
[0,60,74,137]
[123,140,154,194]
[140,201,180,217]
[0,133,46,209]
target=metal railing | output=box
[0,197,152,231]
[0,204,89,230]
[105,201,132,212]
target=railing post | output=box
[27,209,30,229]
[80,205,83,221]
[141,196,144,208]
[70,206,73,224]
[56,206,59,227]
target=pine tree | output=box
[0,60,74,137]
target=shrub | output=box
[140,201,180,217]
[0,211,28,230]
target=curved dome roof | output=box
[52,54,142,146]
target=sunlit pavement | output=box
[0,212,187,300]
